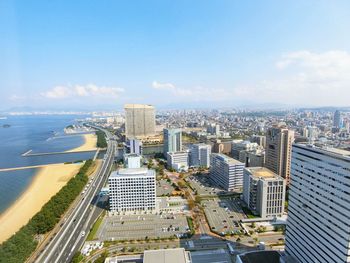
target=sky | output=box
[1,0,350,111]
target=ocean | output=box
[0,115,96,214]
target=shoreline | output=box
[0,163,83,244]
[66,133,97,153]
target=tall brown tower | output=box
[265,125,294,185]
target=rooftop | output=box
[213,153,243,165]
[110,168,155,178]
[124,153,141,158]
[143,248,191,263]
[167,151,189,156]
[237,250,281,263]
[246,167,280,179]
[124,104,154,109]
[295,143,350,158]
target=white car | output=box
[81,231,86,237]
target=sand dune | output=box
[0,163,83,244]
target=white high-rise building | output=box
[243,167,286,218]
[108,168,156,212]
[167,151,189,172]
[189,144,211,168]
[285,144,350,263]
[210,153,244,192]
[163,128,182,154]
[124,104,156,139]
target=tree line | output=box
[96,131,107,148]
[0,160,93,263]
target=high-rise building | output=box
[124,104,156,139]
[265,126,294,184]
[210,153,244,192]
[243,167,286,218]
[163,128,182,154]
[108,168,156,212]
[167,151,189,172]
[207,123,220,135]
[285,144,350,263]
[333,110,342,128]
[127,138,143,155]
[189,143,211,168]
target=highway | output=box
[35,128,115,263]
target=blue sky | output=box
[1,0,350,110]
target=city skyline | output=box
[1,1,350,111]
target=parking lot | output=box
[96,213,189,241]
[202,198,246,235]
[156,179,175,196]
[187,174,225,196]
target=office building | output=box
[251,135,266,148]
[239,150,265,167]
[285,144,350,263]
[124,104,156,139]
[167,151,189,172]
[189,144,211,168]
[163,128,182,154]
[265,126,294,184]
[231,140,259,160]
[210,153,244,192]
[108,168,156,212]
[333,110,341,128]
[207,123,220,135]
[124,153,141,168]
[243,167,285,218]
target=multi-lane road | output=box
[35,128,115,263]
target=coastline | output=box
[0,163,83,244]
[66,133,97,153]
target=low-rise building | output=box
[243,167,286,218]
[144,248,192,263]
[167,151,189,172]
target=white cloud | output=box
[41,84,124,99]
[152,81,232,100]
[153,51,350,106]
[9,94,26,101]
[229,50,350,106]
[152,81,176,91]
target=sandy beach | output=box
[0,163,83,244]
[66,133,97,152]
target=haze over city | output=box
[1,1,350,111]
